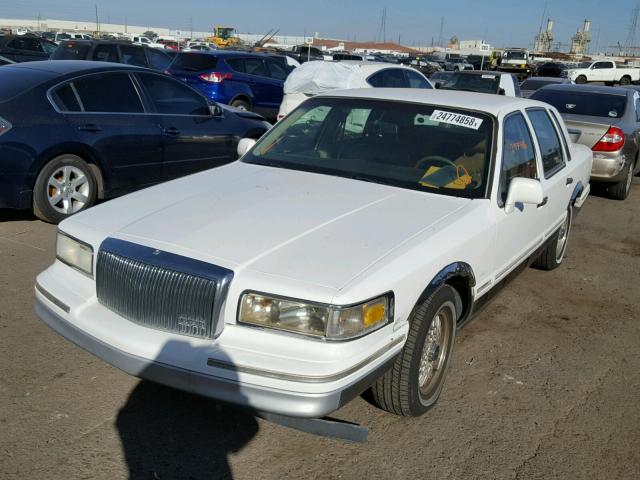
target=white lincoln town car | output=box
[35,89,592,419]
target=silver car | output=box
[532,84,640,200]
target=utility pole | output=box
[94,4,99,33]
[438,17,444,47]
[190,17,193,39]
[36,12,41,30]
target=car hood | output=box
[68,162,470,290]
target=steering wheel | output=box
[415,155,457,171]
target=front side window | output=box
[499,113,537,203]
[527,109,565,177]
[265,58,288,80]
[73,73,143,113]
[9,37,43,52]
[243,98,494,198]
[594,62,613,69]
[50,43,90,60]
[137,73,209,115]
[368,69,407,88]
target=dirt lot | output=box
[1,181,639,480]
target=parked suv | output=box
[0,35,57,62]
[167,51,292,121]
[51,40,174,71]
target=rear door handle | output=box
[163,126,180,136]
[566,177,574,185]
[78,124,102,133]
[537,196,549,208]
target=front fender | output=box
[414,262,476,322]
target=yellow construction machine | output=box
[206,26,238,48]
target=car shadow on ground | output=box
[116,342,259,480]
[0,209,37,223]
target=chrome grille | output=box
[96,238,233,339]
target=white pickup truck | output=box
[563,60,640,85]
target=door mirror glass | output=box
[505,178,544,214]
[209,102,224,117]
[237,138,256,157]
[434,81,442,89]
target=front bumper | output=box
[591,153,627,182]
[34,279,402,418]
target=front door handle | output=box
[537,196,549,208]
[78,123,102,133]
[163,126,180,136]
[566,177,574,185]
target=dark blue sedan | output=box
[0,61,270,223]
[166,51,291,121]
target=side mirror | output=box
[504,178,544,214]
[209,102,224,117]
[237,138,256,157]
[498,88,506,95]
[434,81,442,89]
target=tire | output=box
[575,75,587,84]
[609,161,633,200]
[32,154,97,224]
[371,284,460,416]
[619,76,631,86]
[230,99,251,111]
[532,207,572,270]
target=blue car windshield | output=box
[243,97,494,199]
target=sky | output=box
[1,0,639,51]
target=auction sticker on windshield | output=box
[430,110,483,130]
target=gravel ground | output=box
[1,180,639,480]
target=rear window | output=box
[170,53,218,72]
[521,79,557,90]
[532,90,627,119]
[440,73,500,94]
[50,43,91,60]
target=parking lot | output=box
[0,179,637,479]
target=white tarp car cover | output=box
[283,61,364,95]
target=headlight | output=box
[238,292,392,340]
[56,231,94,276]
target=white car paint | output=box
[277,61,433,120]
[564,60,640,84]
[35,89,592,418]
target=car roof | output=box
[453,70,511,77]
[176,50,269,58]
[4,60,144,76]
[522,76,569,83]
[538,83,630,96]
[334,61,417,74]
[321,88,549,116]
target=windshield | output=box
[242,98,494,198]
[440,73,501,94]
[50,43,90,60]
[504,51,527,60]
[532,90,627,119]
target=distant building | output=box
[459,40,491,52]
[534,18,554,52]
[570,19,591,55]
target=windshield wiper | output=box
[350,175,393,187]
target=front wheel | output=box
[575,75,587,84]
[532,207,572,270]
[619,76,631,86]
[371,284,459,416]
[32,154,97,223]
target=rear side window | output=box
[368,69,407,88]
[137,73,209,115]
[92,44,119,63]
[50,43,90,60]
[244,58,268,77]
[225,58,245,72]
[532,90,627,119]
[500,112,538,203]
[170,53,218,71]
[73,73,143,113]
[527,109,565,177]
[52,84,81,112]
[9,37,44,52]
[120,45,147,67]
[405,70,431,89]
